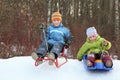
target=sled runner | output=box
[83,54,113,70]
[34,46,68,68]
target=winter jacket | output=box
[77,35,111,60]
[46,23,71,45]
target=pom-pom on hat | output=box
[51,12,62,21]
[86,27,97,37]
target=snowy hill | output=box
[0,56,120,80]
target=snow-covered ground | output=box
[0,56,120,80]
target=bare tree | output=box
[0,0,120,59]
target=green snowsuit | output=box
[77,35,111,60]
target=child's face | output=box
[52,18,61,26]
[89,35,97,42]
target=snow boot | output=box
[31,52,39,60]
[48,53,55,65]
[86,53,95,67]
[31,52,43,65]
[105,60,113,68]
[101,52,113,68]
[86,60,94,67]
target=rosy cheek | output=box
[89,38,94,41]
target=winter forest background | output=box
[0,0,120,59]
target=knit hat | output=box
[52,12,62,21]
[86,27,97,37]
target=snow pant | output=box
[87,52,112,65]
[36,40,64,58]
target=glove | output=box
[65,43,70,48]
[64,36,74,48]
[103,40,108,46]
[78,59,82,61]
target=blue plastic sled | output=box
[83,55,113,70]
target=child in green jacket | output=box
[77,27,113,68]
